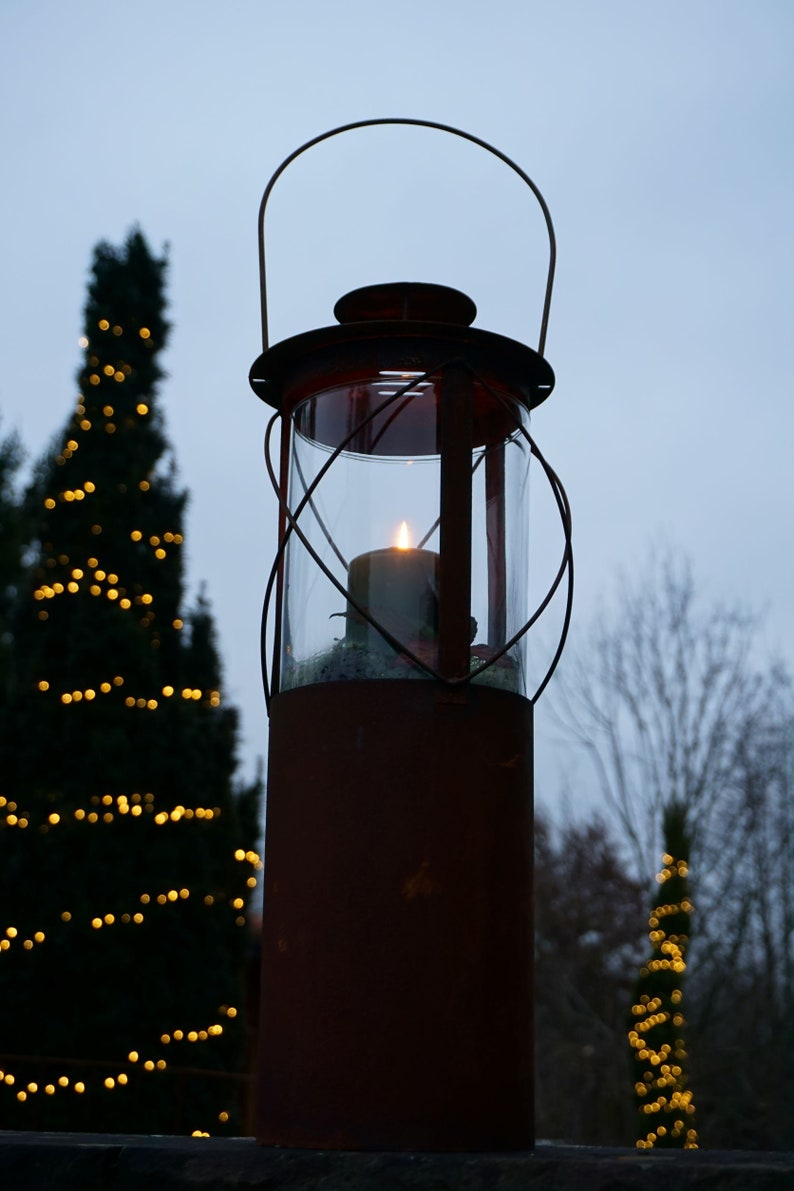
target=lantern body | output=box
[251,283,556,1150]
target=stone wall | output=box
[2,1133,794,1191]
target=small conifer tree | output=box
[628,803,698,1149]
[0,230,261,1135]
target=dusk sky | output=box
[2,1,792,812]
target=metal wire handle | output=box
[256,118,557,356]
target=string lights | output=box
[28,677,222,710]
[0,1003,241,1137]
[629,845,698,1149]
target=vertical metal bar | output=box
[485,444,507,649]
[438,364,473,680]
[270,416,291,696]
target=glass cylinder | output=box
[278,368,532,694]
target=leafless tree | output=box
[554,551,779,884]
[688,685,794,1147]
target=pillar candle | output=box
[346,545,439,650]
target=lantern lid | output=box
[334,282,476,327]
[249,281,555,421]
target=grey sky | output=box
[2,1,792,805]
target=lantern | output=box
[249,120,572,1151]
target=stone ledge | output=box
[1,1132,793,1191]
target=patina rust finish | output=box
[257,679,533,1150]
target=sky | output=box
[1,1,792,815]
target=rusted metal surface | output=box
[334,281,477,327]
[257,679,534,1150]
[249,322,555,422]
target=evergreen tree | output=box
[628,803,698,1149]
[0,230,261,1135]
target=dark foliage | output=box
[534,809,646,1144]
[686,699,794,1150]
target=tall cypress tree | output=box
[0,230,261,1135]
[628,803,698,1150]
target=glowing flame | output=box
[395,520,411,550]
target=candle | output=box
[346,523,439,652]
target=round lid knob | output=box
[334,282,477,326]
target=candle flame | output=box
[395,520,411,550]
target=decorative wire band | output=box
[260,364,572,708]
[260,370,448,706]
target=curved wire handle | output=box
[257,117,557,356]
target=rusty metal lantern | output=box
[249,119,572,1151]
